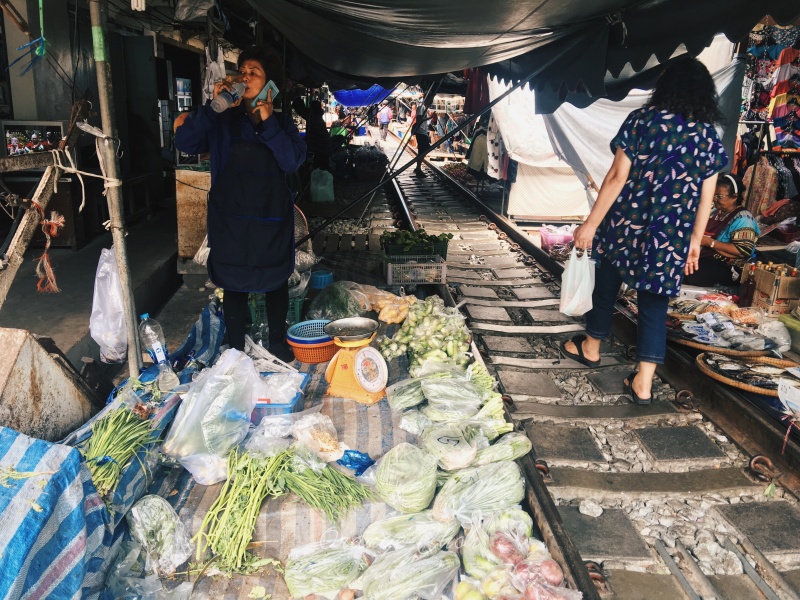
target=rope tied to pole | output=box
[31,199,64,293]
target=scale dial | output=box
[354,346,388,393]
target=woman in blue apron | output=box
[175,47,306,361]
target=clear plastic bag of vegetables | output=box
[462,519,502,580]
[161,349,260,484]
[306,281,370,321]
[432,461,525,524]
[361,545,460,600]
[485,505,534,539]
[127,495,193,577]
[386,370,462,412]
[283,537,370,599]
[361,509,461,551]
[291,412,344,462]
[472,432,532,467]
[375,443,438,513]
[421,422,486,471]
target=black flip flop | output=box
[623,371,652,405]
[560,334,601,368]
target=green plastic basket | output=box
[249,288,307,327]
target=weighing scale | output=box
[324,318,388,405]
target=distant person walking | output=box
[377,101,392,141]
[410,101,431,177]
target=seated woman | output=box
[684,173,760,287]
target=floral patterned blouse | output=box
[593,106,728,296]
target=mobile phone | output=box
[252,80,280,107]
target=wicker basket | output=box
[695,353,799,397]
[287,339,336,363]
[668,335,772,357]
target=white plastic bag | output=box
[127,495,193,577]
[310,168,335,203]
[161,349,261,484]
[90,246,128,364]
[758,320,792,352]
[291,413,344,462]
[559,247,595,316]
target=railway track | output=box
[375,141,800,600]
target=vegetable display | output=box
[375,443,438,513]
[194,448,290,572]
[432,461,525,524]
[421,422,484,471]
[361,546,461,600]
[283,543,370,599]
[306,281,369,321]
[380,228,454,254]
[285,460,374,523]
[379,296,471,367]
[80,403,157,499]
[472,432,533,467]
[127,494,192,577]
[361,510,461,551]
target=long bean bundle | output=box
[80,404,156,498]
[194,448,291,572]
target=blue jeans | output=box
[584,259,670,364]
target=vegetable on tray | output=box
[80,403,157,499]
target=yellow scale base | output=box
[324,335,385,405]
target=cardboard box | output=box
[753,268,800,316]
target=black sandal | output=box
[560,334,601,368]
[623,371,652,405]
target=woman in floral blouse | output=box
[562,57,728,404]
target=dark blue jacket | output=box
[175,102,306,182]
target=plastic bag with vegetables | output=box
[283,539,370,599]
[162,349,261,484]
[485,505,534,540]
[420,378,485,422]
[361,545,461,600]
[375,443,438,513]
[463,519,502,579]
[472,432,532,467]
[291,412,344,462]
[127,495,192,578]
[306,281,370,321]
[421,421,486,471]
[399,408,433,436]
[361,509,461,551]
[433,461,525,524]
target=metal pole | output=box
[89,0,142,378]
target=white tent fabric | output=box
[507,164,592,218]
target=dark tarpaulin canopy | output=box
[244,0,800,112]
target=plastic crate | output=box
[539,228,574,252]
[382,240,448,259]
[249,288,307,327]
[251,372,311,424]
[385,255,447,285]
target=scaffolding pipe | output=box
[89,0,142,378]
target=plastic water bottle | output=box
[210,81,246,113]
[138,313,180,392]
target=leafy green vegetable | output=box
[361,510,461,551]
[380,228,453,254]
[283,543,369,598]
[375,443,438,513]
[306,281,367,321]
[432,461,525,523]
[472,432,532,467]
[362,547,461,600]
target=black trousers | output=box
[415,134,431,172]
[223,282,289,351]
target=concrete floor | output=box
[0,205,182,375]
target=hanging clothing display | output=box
[466,129,489,180]
[464,68,490,115]
[743,156,780,217]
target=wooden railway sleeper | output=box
[749,455,782,483]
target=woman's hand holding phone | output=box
[254,89,274,122]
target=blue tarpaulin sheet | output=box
[332,84,392,107]
[0,301,225,599]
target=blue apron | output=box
[207,113,295,292]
